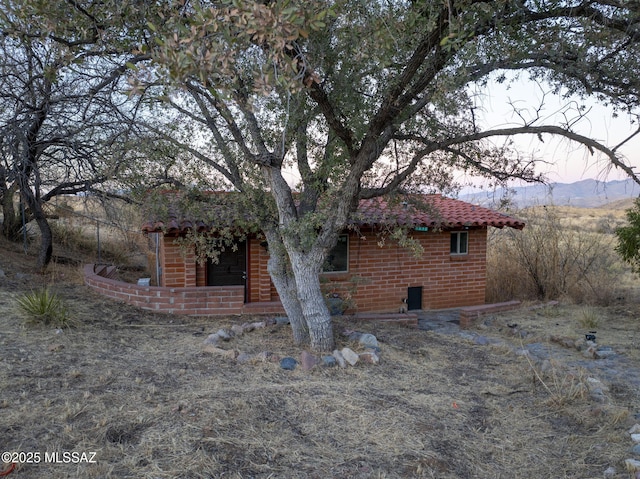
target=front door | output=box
[207,241,247,301]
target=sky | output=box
[471,76,640,186]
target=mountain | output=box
[459,178,640,208]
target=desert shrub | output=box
[576,306,599,329]
[50,220,93,253]
[487,205,622,305]
[16,288,71,327]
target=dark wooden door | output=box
[207,241,247,299]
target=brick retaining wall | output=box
[84,264,245,315]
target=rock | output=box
[0,269,5,278]
[230,324,245,336]
[300,351,321,370]
[215,329,233,341]
[473,335,491,346]
[358,333,379,348]
[632,434,640,444]
[625,459,640,472]
[587,377,609,392]
[249,321,266,330]
[515,349,530,358]
[274,317,290,326]
[341,347,359,366]
[347,331,363,342]
[630,424,640,434]
[203,333,221,346]
[202,344,238,359]
[322,355,337,367]
[359,351,380,364]
[280,357,297,370]
[603,466,616,478]
[332,350,346,368]
[582,345,598,359]
[595,348,615,359]
[632,444,640,455]
[48,344,64,352]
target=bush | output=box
[16,288,71,327]
[615,197,640,272]
[487,205,621,305]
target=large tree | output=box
[18,1,640,350]
[0,2,155,270]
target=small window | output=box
[323,235,348,272]
[450,231,468,255]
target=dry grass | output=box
[1,238,639,478]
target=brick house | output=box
[129,194,524,315]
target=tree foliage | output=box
[615,197,640,272]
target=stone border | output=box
[200,318,381,370]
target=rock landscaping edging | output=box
[200,318,381,371]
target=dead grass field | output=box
[2,202,640,478]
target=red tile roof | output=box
[141,193,524,234]
[355,195,525,230]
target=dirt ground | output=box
[1,238,640,479]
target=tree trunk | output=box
[21,186,52,272]
[262,165,335,351]
[34,212,53,273]
[1,184,22,242]
[264,230,310,345]
[289,250,335,352]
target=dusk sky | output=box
[474,76,640,185]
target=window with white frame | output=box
[323,234,349,272]
[450,231,468,255]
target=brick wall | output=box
[84,264,245,315]
[159,236,197,287]
[322,228,488,313]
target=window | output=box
[323,235,349,272]
[450,231,468,255]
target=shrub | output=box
[16,288,71,327]
[487,205,621,305]
[576,306,599,330]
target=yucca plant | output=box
[16,288,71,327]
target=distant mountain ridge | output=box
[459,178,640,208]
